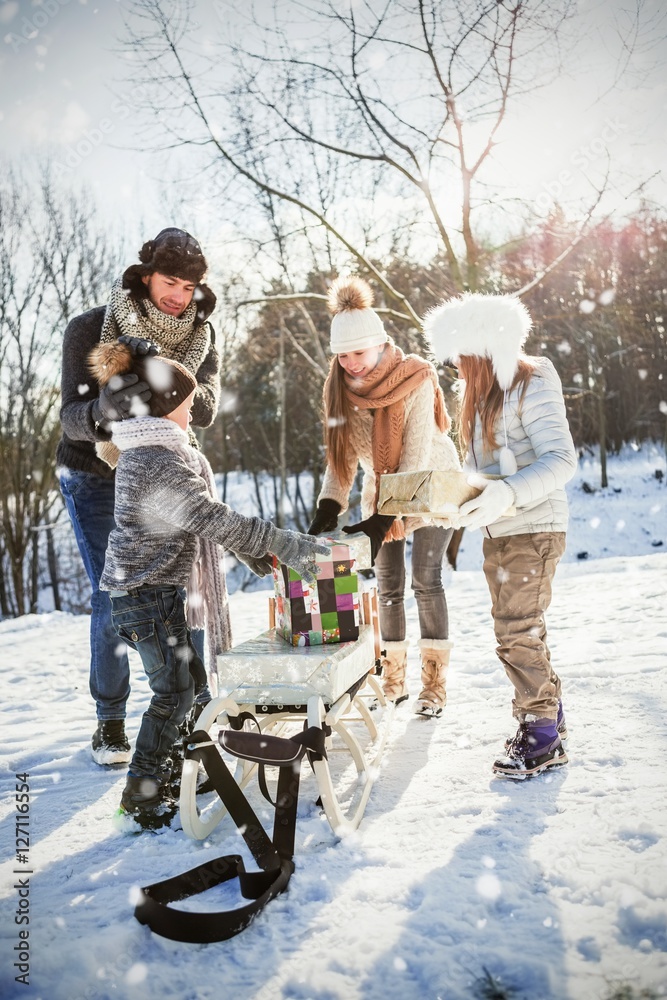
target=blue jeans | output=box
[374,525,453,643]
[110,586,207,777]
[59,469,130,721]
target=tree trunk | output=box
[46,524,62,612]
[30,529,39,614]
[252,471,265,520]
[278,322,287,528]
[598,381,608,489]
[0,544,13,617]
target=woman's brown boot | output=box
[414,639,453,717]
[380,640,410,705]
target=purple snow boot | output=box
[504,700,568,749]
[494,717,568,780]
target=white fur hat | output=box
[328,276,388,354]
[424,292,532,390]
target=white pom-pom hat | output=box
[328,275,388,354]
[423,292,532,390]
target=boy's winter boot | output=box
[91,719,131,766]
[380,640,410,705]
[504,699,568,748]
[493,717,568,780]
[118,771,178,830]
[414,639,453,718]
[169,701,215,797]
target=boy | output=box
[88,340,328,827]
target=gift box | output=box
[378,470,509,517]
[273,535,370,647]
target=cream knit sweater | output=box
[319,378,461,533]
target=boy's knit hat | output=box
[328,276,388,354]
[424,292,532,390]
[88,340,197,418]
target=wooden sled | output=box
[179,584,392,840]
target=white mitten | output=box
[458,479,515,531]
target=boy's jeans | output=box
[59,469,131,721]
[109,585,208,778]
[374,525,453,642]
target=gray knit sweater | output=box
[99,445,274,591]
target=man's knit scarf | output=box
[111,416,231,693]
[96,277,211,469]
[342,341,449,541]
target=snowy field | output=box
[1,445,666,1000]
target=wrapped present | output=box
[378,470,512,517]
[273,535,370,647]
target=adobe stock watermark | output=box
[52,89,148,177]
[536,117,628,212]
[3,0,72,54]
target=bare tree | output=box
[121,0,618,316]
[0,167,120,616]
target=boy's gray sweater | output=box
[100,445,274,592]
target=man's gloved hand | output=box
[92,373,152,426]
[269,528,330,587]
[234,551,274,578]
[117,334,161,357]
[457,479,515,531]
[307,498,342,535]
[342,513,395,564]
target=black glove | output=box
[342,513,395,564]
[269,528,330,586]
[91,373,152,426]
[117,334,161,357]
[234,551,274,578]
[307,498,342,535]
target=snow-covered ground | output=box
[1,445,666,1000]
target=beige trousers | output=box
[482,532,567,721]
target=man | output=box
[57,228,221,766]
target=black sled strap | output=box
[133,725,323,943]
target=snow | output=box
[1,445,666,1000]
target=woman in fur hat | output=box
[425,293,578,778]
[57,228,221,769]
[308,276,461,718]
[88,340,328,829]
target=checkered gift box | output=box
[273,537,369,646]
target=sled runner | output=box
[179,582,392,841]
[135,584,392,942]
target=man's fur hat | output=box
[122,228,216,323]
[88,340,197,419]
[424,293,532,390]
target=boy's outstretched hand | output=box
[269,528,330,586]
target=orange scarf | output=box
[344,342,448,539]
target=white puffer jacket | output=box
[319,377,461,534]
[466,357,577,537]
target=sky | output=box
[0,0,665,263]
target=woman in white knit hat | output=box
[308,276,461,717]
[425,292,577,778]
